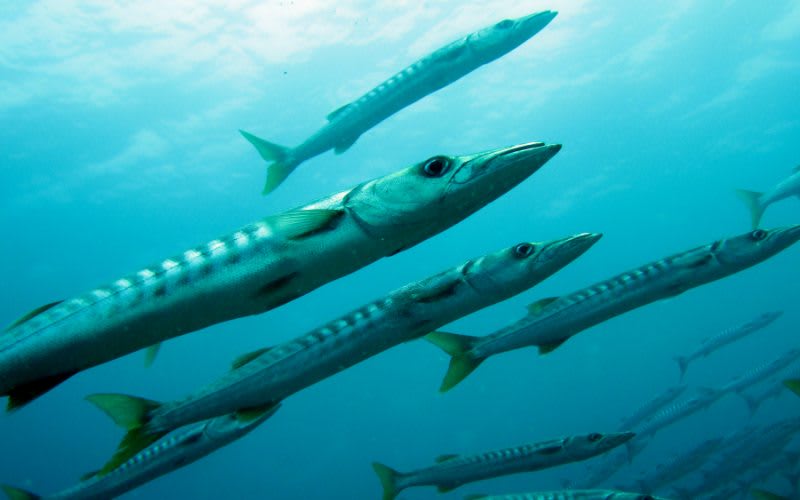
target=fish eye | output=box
[588,433,602,442]
[422,157,450,177]
[750,229,767,241]
[497,19,513,29]
[513,243,535,258]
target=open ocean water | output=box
[1,1,799,498]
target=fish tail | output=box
[783,379,800,397]
[0,485,40,500]
[85,393,167,475]
[735,189,765,229]
[424,331,485,393]
[239,129,295,195]
[674,355,689,380]
[371,462,402,500]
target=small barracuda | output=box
[88,233,601,474]
[741,364,800,415]
[240,10,557,193]
[424,226,800,392]
[0,405,279,500]
[0,141,561,410]
[631,437,722,493]
[371,432,634,500]
[617,385,688,432]
[737,165,800,229]
[720,349,800,395]
[673,311,783,379]
[465,490,669,500]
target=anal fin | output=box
[334,135,360,154]
[5,371,77,411]
[537,338,568,355]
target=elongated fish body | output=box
[721,349,800,395]
[674,311,783,379]
[240,10,558,193]
[90,232,601,472]
[633,437,722,492]
[634,389,724,442]
[617,384,687,431]
[737,166,800,228]
[426,226,800,392]
[0,141,561,410]
[372,432,633,500]
[466,490,670,500]
[574,451,628,488]
[741,377,791,415]
[0,407,278,500]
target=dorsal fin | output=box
[526,297,558,315]
[5,301,63,331]
[435,454,459,463]
[537,338,568,355]
[231,347,273,370]
[326,103,353,121]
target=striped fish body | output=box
[469,491,670,500]
[636,392,720,440]
[721,349,800,394]
[682,311,783,364]
[617,385,687,431]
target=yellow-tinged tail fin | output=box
[424,331,485,392]
[86,393,166,475]
[735,189,765,229]
[239,129,294,195]
[1,485,40,500]
[372,462,402,500]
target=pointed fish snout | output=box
[609,431,636,446]
[519,10,559,30]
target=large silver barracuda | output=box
[424,226,800,391]
[0,405,279,500]
[371,432,633,500]
[737,165,800,229]
[0,141,561,409]
[465,490,670,500]
[240,10,558,193]
[674,311,783,379]
[88,233,601,473]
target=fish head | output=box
[564,431,635,458]
[466,10,557,63]
[716,225,800,267]
[753,310,784,326]
[203,404,280,441]
[461,232,602,298]
[343,142,561,248]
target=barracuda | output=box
[720,349,800,395]
[0,406,279,500]
[466,490,669,500]
[617,384,687,432]
[240,10,557,194]
[372,431,634,500]
[737,165,800,229]
[425,226,800,392]
[0,141,561,410]
[87,233,601,474]
[674,311,783,379]
[631,437,722,493]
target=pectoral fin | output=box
[263,209,343,240]
[231,347,274,370]
[435,454,458,463]
[527,297,558,315]
[326,103,352,121]
[143,343,161,367]
[334,135,359,154]
[537,338,568,355]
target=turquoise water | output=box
[1,1,799,498]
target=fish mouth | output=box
[606,431,636,447]
[450,142,561,186]
[517,10,559,32]
[542,232,602,261]
[775,224,800,243]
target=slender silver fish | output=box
[617,385,688,432]
[425,226,800,391]
[741,364,800,415]
[465,490,669,500]
[240,10,558,193]
[631,437,722,493]
[720,349,800,395]
[0,405,279,500]
[88,233,601,473]
[372,432,634,500]
[673,311,783,379]
[737,165,800,229]
[0,141,560,410]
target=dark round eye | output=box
[422,157,450,177]
[514,243,535,258]
[588,433,602,442]
[750,229,767,241]
[497,19,513,29]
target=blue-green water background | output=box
[1,1,799,498]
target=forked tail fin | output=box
[735,189,765,229]
[239,129,295,195]
[372,462,402,500]
[424,331,485,392]
[85,393,167,475]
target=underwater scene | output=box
[1,1,799,499]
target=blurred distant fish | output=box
[87,233,600,474]
[720,349,800,396]
[0,405,278,500]
[240,10,558,194]
[464,489,670,500]
[0,141,560,410]
[425,226,800,392]
[751,489,789,500]
[737,165,800,229]
[371,432,633,500]
[617,384,688,431]
[674,311,783,379]
[630,437,722,493]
